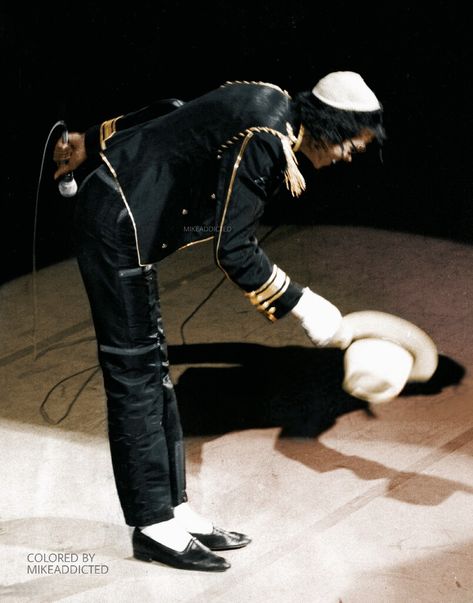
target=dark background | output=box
[1,3,471,285]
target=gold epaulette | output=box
[99,115,123,150]
[245,265,291,322]
[220,80,291,98]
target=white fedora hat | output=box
[341,311,438,404]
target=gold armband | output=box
[244,265,290,322]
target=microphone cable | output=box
[39,364,101,425]
[32,121,100,426]
[32,120,69,360]
[179,223,280,344]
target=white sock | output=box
[174,502,214,534]
[140,518,192,552]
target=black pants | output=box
[75,165,187,526]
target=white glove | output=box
[291,287,352,349]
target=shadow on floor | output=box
[16,338,467,507]
[173,345,472,507]
[29,342,464,439]
[170,343,464,439]
[26,342,362,434]
[273,436,473,506]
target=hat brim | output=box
[342,311,438,382]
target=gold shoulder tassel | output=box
[217,123,306,197]
[279,129,306,197]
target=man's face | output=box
[303,129,376,169]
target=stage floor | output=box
[1,224,473,602]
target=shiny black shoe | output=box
[132,528,230,572]
[191,527,252,551]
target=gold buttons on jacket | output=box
[181,208,188,215]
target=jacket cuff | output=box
[244,265,303,321]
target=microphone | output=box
[58,126,78,197]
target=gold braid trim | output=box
[215,132,255,281]
[245,265,291,322]
[217,124,306,198]
[292,123,305,153]
[252,264,278,295]
[220,80,291,98]
[100,152,144,266]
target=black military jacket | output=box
[84,82,306,320]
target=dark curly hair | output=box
[294,91,386,149]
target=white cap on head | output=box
[312,71,381,112]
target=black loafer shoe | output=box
[191,527,252,551]
[132,528,230,571]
